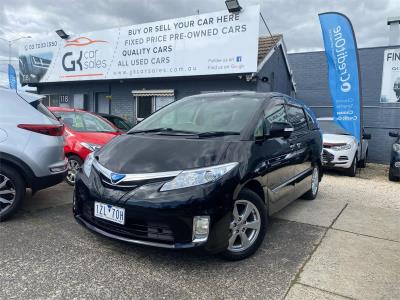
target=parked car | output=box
[0,88,67,221]
[97,113,134,132]
[73,92,323,260]
[48,107,121,186]
[318,117,371,177]
[388,131,400,182]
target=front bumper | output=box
[75,215,204,249]
[73,167,238,252]
[322,148,353,169]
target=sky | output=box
[0,0,399,86]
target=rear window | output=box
[30,100,58,121]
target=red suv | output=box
[49,107,121,185]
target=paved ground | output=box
[0,164,399,299]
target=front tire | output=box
[221,189,267,261]
[359,151,368,168]
[345,156,357,177]
[0,165,26,221]
[66,155,83,186]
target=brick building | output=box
[35,35,295,123]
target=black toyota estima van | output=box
[74,92,323,260]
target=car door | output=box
[285,102,314,198]
[251,99,297,214]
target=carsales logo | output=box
[61,36,108,76]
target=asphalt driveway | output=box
[1,164,399,299]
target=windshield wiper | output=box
[196,131,241,138]
[128,128,196,135]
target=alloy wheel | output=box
[66,159,80,185]
[0,173,16,214]
[228,199,261,252]
[311,167,319,195]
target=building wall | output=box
[110,76,257,123]
[38,76,257,123]
[289,46,400,164]
[38,81,110,111]
[257,45,293,96]
[37,47,294,123]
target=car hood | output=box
[71,130,120,146]
[96,134,231,174]
[322,133,355,145]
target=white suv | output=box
[0,88,67,221]
[318,117,370,177]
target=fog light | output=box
[192,216,210,243]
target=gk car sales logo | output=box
[61,37,108,76]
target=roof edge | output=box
[256,37,297,92]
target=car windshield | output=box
[131,95,263,135]
[54,111,117,133]
[112,117,133,131]
[318,119,349,135]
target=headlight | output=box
[80,142,102,152]
[394,143,400,152]
[82,152,95,178]
[160,162,238,192]
[331,144,352,151]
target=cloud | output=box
[0,0,398,63]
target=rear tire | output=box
[0,165,26,222]
[389,170,400,182]
[66,155,83,186]
[220,189,267,261]
[345,156,357,177]
[302,166,319,200]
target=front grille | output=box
[81,202,175,243]
[322,150,334,163]
[97,171,138,190]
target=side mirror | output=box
[363,133,371,140]
[389,131,400,138]
[269,122,294,138]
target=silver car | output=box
[0,88,67,221]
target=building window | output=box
[132,90,175,122]
[137,96,153,120]
[155,96,175,111]
[73,94,86,110]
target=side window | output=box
[264,104,288,134]
[305,110,317,130]
[286,105,308,132]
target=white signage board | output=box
[19,5,260,84]
[380,48,400,103]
